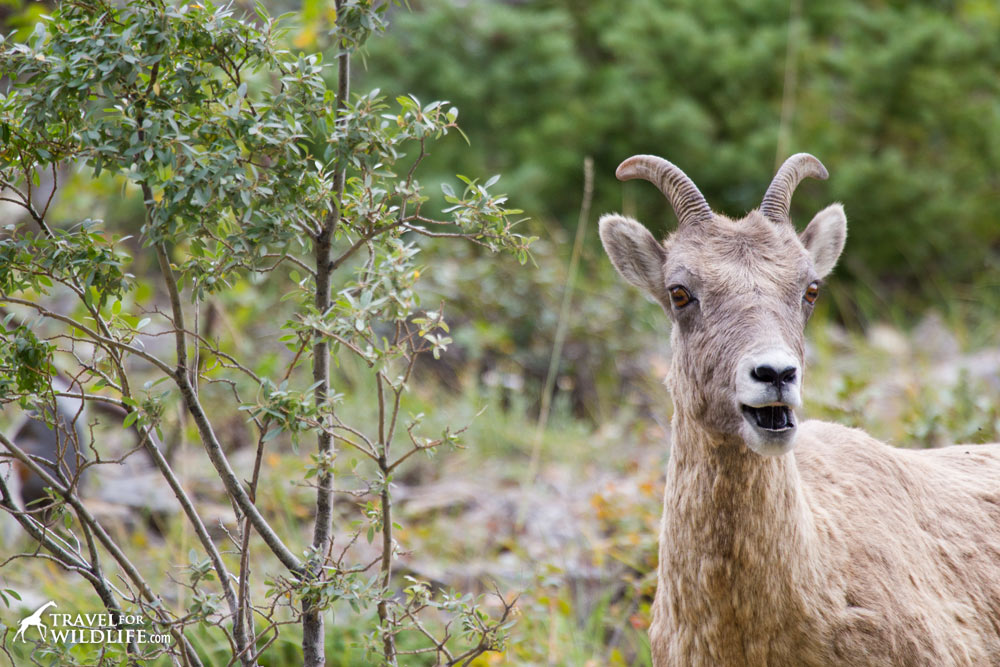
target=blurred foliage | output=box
[806,318,1000,447]
[418,234,666,422]
[0,0,51,42]
[357,0,1000,319]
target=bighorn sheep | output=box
[600,153,1000,666]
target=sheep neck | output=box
[656,410,827,659]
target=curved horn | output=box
[760,153,829,225]
[616,155,712,228]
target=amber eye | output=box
[669,285,695,309]
[804,281,820,305]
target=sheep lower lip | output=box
[742,405,795,431]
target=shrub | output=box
[0,1,529,664]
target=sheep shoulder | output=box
[795,420,1000,664]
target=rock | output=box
[93,468,177,516]
[868,323,910,359]
[913,312,960,362]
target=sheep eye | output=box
[804,281,820,305]
[669,285,695,309]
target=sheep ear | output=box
[599,214,668,302]
[800,204,847,279]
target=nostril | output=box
[751,365,778,384]
[751,365,797,386]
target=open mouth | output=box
[742,404,795,432]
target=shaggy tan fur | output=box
[601,155,1000,666]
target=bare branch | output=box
[155,241,191,386]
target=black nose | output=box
[751,365,797,386]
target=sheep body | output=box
[654,418,1000,666]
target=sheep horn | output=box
[616,155,712,229]
[760,153,829,225]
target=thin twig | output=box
[521,157,594,517]
[775,0,802,168]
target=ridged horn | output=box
[616,155,712,228]
[760,153,829,225]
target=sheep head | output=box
[600,154,847,455]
